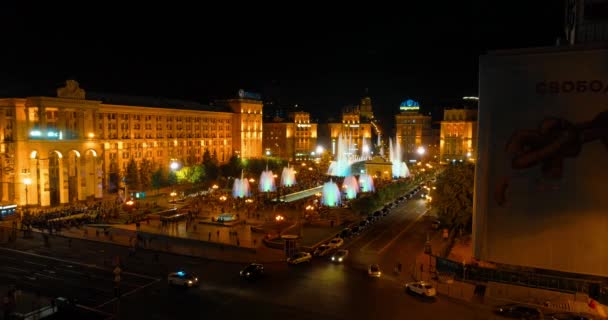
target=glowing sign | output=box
[238,89,261,100]
[400,99,420,111]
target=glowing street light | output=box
[275,214,285,222]
[212,184,219,190]
[315,146,324,154]
[170,160,180,171]
[417,146,426,156]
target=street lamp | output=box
[170,160,180,171]
[23,178,32,207]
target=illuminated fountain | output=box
[231,170,251,198]
[321,180,341,207]
[259,167,276,192]
[358,173,375,193]
[327,133,371,177]
[389,137,410,178]
[342,175,359,200]
[280,165,297,187]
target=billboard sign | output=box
[474,47,608,276]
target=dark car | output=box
[373,211,382,218]
[549,312,597,320]
[495,304,543,319]
[339,228,352,238]
[240,263,264,280]
[351,226,361,235]
[359,220,369,228]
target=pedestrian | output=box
[208,232,211,241]
[216,230,219,237]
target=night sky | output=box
[0,2,563,130]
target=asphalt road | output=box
[0,189,496,319]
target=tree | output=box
[203,149,219,181]
[220,154,242,178]
[139,158,154,189]
[429,163,475,232]
[176,165,206,184]
[151,168,165,194]
[125,158,139,190]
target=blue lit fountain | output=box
[389,137,410,178]
[280,165,297,187]
[358,173,375,193]
[232,170,251,198]
[321,180,341,207]
[342,175,359,200]
[259,166,276,192]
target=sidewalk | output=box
[8,226,285,264]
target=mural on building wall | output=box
[495,110,608,206]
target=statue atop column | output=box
[57,79,85,99]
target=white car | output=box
[313,244,332,257]
[368,264,382,277]
[327,238,344,248]
[405,281,437,297]
[330,250,349,263]
[168,271,199,287]
[287,252,312,265]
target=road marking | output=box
[0,247,157,280]
[95,278,160,309]
[358,209,422,252]
[24,260,47,267]
[377,209,428,254]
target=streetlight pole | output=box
[23,178,32,208]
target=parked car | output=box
[368,264,382,277]
[549,312,596,320]
[359,220,369,228]
[339,228,352,238]
[494,304,543,319]
[239,263,264,280]
[287,252,312,265]
[404,281,437,297]
[350,226,361,235]
[330,250,349,263]
[313,244,332,257]
[168,271,199,287]
[328,237,344,248]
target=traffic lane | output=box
[346,197,426,252]
[114,258,488,320]
[358,200,427,253]
[0,248,154,307]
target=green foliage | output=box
[220,154,243,178]
[167,170,177,186]
[125,158,139,189]
[151,168,165,191]
[176,165,206,184]
[139,158,154,188]
[430,163,475,231]
[350,179,419,215]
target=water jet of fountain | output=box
[321,180,341,207]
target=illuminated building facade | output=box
[262,111,317,161]
[439,108,477,163]
[0,80,257,207]
[216,90,263,159]
[394,99,434,160]
[327,109,372,156]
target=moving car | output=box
[494,304,543,319]
[168,271,199,287]
[330,249,349,263]
[313,244,332,257]
[368,264,382,277]
[404,281,437,297]
[287,252,312,265]
[328,237,344,248]
[240,263,264,280]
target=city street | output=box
[0,188,496,320]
